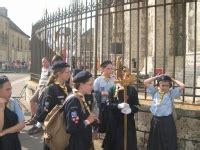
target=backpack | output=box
[43,94,81,150]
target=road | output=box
[3,73,102,150]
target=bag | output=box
[43,105,69,150]
[43,94,81,150]
[36,84,58,123]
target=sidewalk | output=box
[19,112,44,150]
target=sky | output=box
[0,0,70,37]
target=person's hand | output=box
[101,91,108,96]
[117,102,130,109]
[86,113,98,124]
[121,107,131,114]
[0,130,6,137]
[92,130,98,140]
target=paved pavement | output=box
[4,73,103,150]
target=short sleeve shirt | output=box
[147,85,182,117]
[93,76,115,103]
[7,98,25,122]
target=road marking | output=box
[11,76,30,86]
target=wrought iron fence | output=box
[31,0,200,104]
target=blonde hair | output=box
[47,67,66,85]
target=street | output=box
[3,73,102,150]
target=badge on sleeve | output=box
[71,111,80,124]
[71,111,77,118]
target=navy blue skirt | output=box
[147,114,177,150]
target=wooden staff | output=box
[115,62,137,150]
[123,84,128,150]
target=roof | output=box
[0,14,30,38]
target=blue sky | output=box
[0,0,69,36]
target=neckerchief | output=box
[158,90,166,103]
[102,75,110,82]
[54,81,68,96]
[74,91,91,114]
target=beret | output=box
[73,70,92,83]
[52,61,70,70]
[0,75,9,85]
[72,68,82,77]
[157,75,172,83]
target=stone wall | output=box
[136,99,200,150]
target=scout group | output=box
[0,55,185,150]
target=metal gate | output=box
[31,0,200,104]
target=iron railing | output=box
[31,0,200,104]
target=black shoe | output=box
[25,118,37,126]
[28,125,43,135]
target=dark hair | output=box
[73,78,91,89]
[100,60,112,68]
[51,55,63,64]
[157,75,172,87]
[0,75,9,88]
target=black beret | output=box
[52,61,70,70]
[73,71,92,83]
[73,68,82,77]
[157,75,172,83]
[0,75,9,85]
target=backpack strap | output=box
[64,93,91,114]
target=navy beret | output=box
[72,68,82,77]
[157,75,172,83]
[0,75,9,85]
[52,61,70,70]
[73,71,92,83]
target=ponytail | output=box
[47,75,56,85]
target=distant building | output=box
[0,7,30,62]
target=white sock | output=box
[36,122,42,128]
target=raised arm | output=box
[144,75,162,87]
[171,78,185,91]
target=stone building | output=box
[0,7,30,62]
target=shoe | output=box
[28,125,43,135]
[25,118,37,126]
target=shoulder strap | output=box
[62,94,82,108]
[64,93,90,114]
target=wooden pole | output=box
[124,85,128,150]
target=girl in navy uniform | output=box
[64,71,98,150]
[102,83,139,150]
[144,75,185,150]
[27,61,71,150]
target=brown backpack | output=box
[43,94,81,150]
